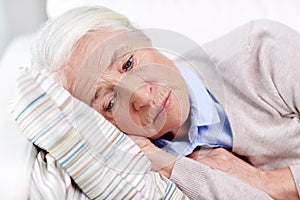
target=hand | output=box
[128,135,176,178]
[188,148,262,187]
[188,148,298,200]
[128,135,156,152]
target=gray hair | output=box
[31,6,139,86]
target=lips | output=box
[162,91,171,110]
[153,91,171,121]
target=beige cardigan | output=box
[170,19,300,199]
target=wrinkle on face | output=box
[65,28,190,139]
[66,29,152,105]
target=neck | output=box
[175,116,191,140]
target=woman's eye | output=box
[122,56,133,71]
[105,98,114,111]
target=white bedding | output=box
[1,1,300,199]
[0,35,37,199]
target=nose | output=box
[131,84,153,111]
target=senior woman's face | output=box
[67,29,190,139]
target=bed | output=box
[1,0,300,199]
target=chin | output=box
[148,129,166,140]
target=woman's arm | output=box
[131,134,295,199]
[202,19,300,199]
[129,136,271,200]
[189,148,298,200]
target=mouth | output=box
[162,91,171,110]
[153,91,171,121]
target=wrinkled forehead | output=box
[87,30,149,69]
[71,29,151,104]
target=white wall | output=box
[0,0,47,59]
[0,0,8,57]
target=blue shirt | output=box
[153,66,233,156]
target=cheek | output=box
[128,109,149,127]
[114,106,152,130]
[112,106,167,138]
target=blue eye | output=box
[122,56,133,71]
[105,98,114,111]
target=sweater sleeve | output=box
[170,156,272,200]
[247,19,300,116]
[201,19,300,198]
[247,20,300,197]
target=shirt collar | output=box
[152,65,220,155]
[177,66,220,142]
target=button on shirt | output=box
[153,66,233,156]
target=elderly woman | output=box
[32,6,300,200]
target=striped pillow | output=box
[11,68,188,199]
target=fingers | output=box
[127,135,176,177]
[188,148,214,159]
[128,135,151,148]
[128,135,161,155]
[188,148,248,171]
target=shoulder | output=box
[246,19,300,49]
[248,19,298,33]
[202,19,299,61]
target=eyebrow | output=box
[110,45,130,64]
[91,81,109,108]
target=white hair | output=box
[31,6,139,86]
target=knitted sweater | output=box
[170,19,300,199]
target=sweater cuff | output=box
[170,156,208,200]
[290,165,300,198]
